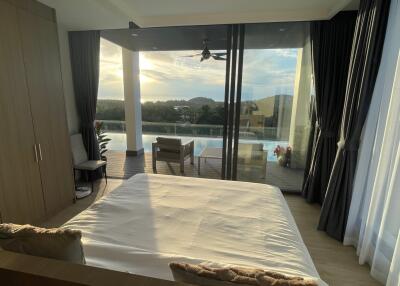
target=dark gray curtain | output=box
[318,0,391,241]
[302,97,316,191]
[69,31,101,161]
[302,12,357,204]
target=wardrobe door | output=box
[18,9,75,216]
[0,0,45,223]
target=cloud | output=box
[142,52,175,64]
[239,49,298,100]
[141,69,171,81]
[273,49,298,58]
[139,50,226,91]
[98,38,124,99]
[100,39,121,59]
[98,38,299,102]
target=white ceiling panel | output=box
[38,0,358,31]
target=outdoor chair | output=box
[237,143,268,178]
[152,137,194,174]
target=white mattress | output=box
[63,173,326,285]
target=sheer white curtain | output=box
[344,0,400,284]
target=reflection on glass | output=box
[237,22,314,191]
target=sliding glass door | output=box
[99,22,314,190]
[223,22,314,191]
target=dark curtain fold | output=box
[318,0,391,241]
[302,96,317,191]
[69,31,101,162]
[302,12,357,204]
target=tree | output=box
[195,104,224,125]
[96,99,225,125]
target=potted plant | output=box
[274,145,292,168]
[95,121,111,161]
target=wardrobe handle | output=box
[38,143,43,161]
[34,144,39,163]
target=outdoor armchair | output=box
[152,137,194,174]
[237,143,268,178]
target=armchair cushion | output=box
[156,137,182,153]
[238,143,264,153]
[238,143,267,165]
[75,160,106,171]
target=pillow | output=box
[169,262,318,286]
[0,223,85,264]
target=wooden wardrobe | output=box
[0,0,75,224]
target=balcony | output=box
[97,120,304,192]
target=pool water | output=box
[106,133,288,162]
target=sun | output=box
[139,53,153,70]
[139,53,155,84]
[116,68,123,79]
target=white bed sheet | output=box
[63,173,326,285]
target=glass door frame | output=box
[221,24,245,180]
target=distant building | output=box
[241,94,293,140]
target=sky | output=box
[98,38,299,102]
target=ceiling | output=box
[38,0,359,31]
[101,22,309,52]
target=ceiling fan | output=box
[182,39,227,62]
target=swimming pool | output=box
[106,133,287,162]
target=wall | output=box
[289,36,313,169]
[57,24,80,134]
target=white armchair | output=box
[70,133,107,191]
[237,143,268,178]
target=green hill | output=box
[188,97,219,107]
[96,95,292,125]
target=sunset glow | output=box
[98,38,298,103]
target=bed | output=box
[63,173,326,285]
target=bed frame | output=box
[0,251,191,286]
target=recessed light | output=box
[131,33,139,37]
[279,28,286,32]
[152,46,158,50]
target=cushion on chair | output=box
[238,144,266,165]
[156,151,181,161]
[75,160,106,171]
[0,223,85,264]
[70,134,89,165]
[156,137,182,153]
[238,143,264,153]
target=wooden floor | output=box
[106,151,304,192]
[284,195,380,286]
[42,178,380,286]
